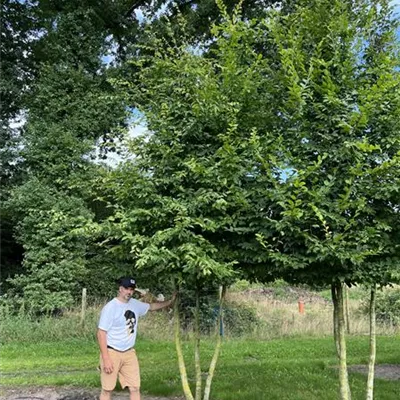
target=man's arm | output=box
[148,292,177,311]
[97,329,113,374]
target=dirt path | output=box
[0,387,184,400]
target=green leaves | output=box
[98,11,283,289]
[5,179,93,312]
[262,0,400,285]
[4,0,399,311]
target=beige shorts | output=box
[100,348,140,391]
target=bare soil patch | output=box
[348,364,400,380]
[0,387,184,400]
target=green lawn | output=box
[1,336,399,399]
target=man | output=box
[97,277,176,400]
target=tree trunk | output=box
[174,295,194,400]
[344,285,351,335]
[331,283,340,358]
[366,284,376,400]
[80,288,87,326]
[203,286,225,400]
[335,282,351,400]
[195,289,202,400]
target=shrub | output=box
[361,287,400,326]
[223,301,260,336]
[194,299,260,336]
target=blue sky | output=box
[392,0,400,37]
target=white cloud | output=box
[128,123,147,138]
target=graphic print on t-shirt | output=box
[124,310,136,336]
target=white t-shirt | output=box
[98,298,150,351]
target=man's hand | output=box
[97,329,114,374]
[102,356,114,374]
[149,292,178,311]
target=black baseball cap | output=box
[117,277,136,288]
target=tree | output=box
[0,0,38,291]
[254,1,400,399]
[4,0,130,311]
[144,0,280,44]
[94,3,284,397]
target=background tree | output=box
[3,0,132,310]
[1,0,38,290]
[145,0,279,44]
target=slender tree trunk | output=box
[203,286,225,400]
[336,282,351,400]
[344,285,351,335]
[331,283,340,358]
[194,289,202,400]
[80,288,87,326]
[174,295,194,400]
[366,284,376,400]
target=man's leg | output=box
[128,386,140,400]
[100,389,113,400]
[120,349,141,400]
[99,351,119,400]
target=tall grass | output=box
[0,307,98,344]
[1,288,399,345]
[226,289,399,339]
[0,298,177,344]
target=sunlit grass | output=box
[1,336,399,399]
[1,287,399,399]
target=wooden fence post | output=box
[81,288,87,326]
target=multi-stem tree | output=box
[253,1,400,399]
[97,4,283,398]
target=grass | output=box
[2,284,398,344]
[227,290,399,338]
[1,286,399,399]
[1,335,399,399]
[1,300,396,345]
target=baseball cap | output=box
[117,277,136,288]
